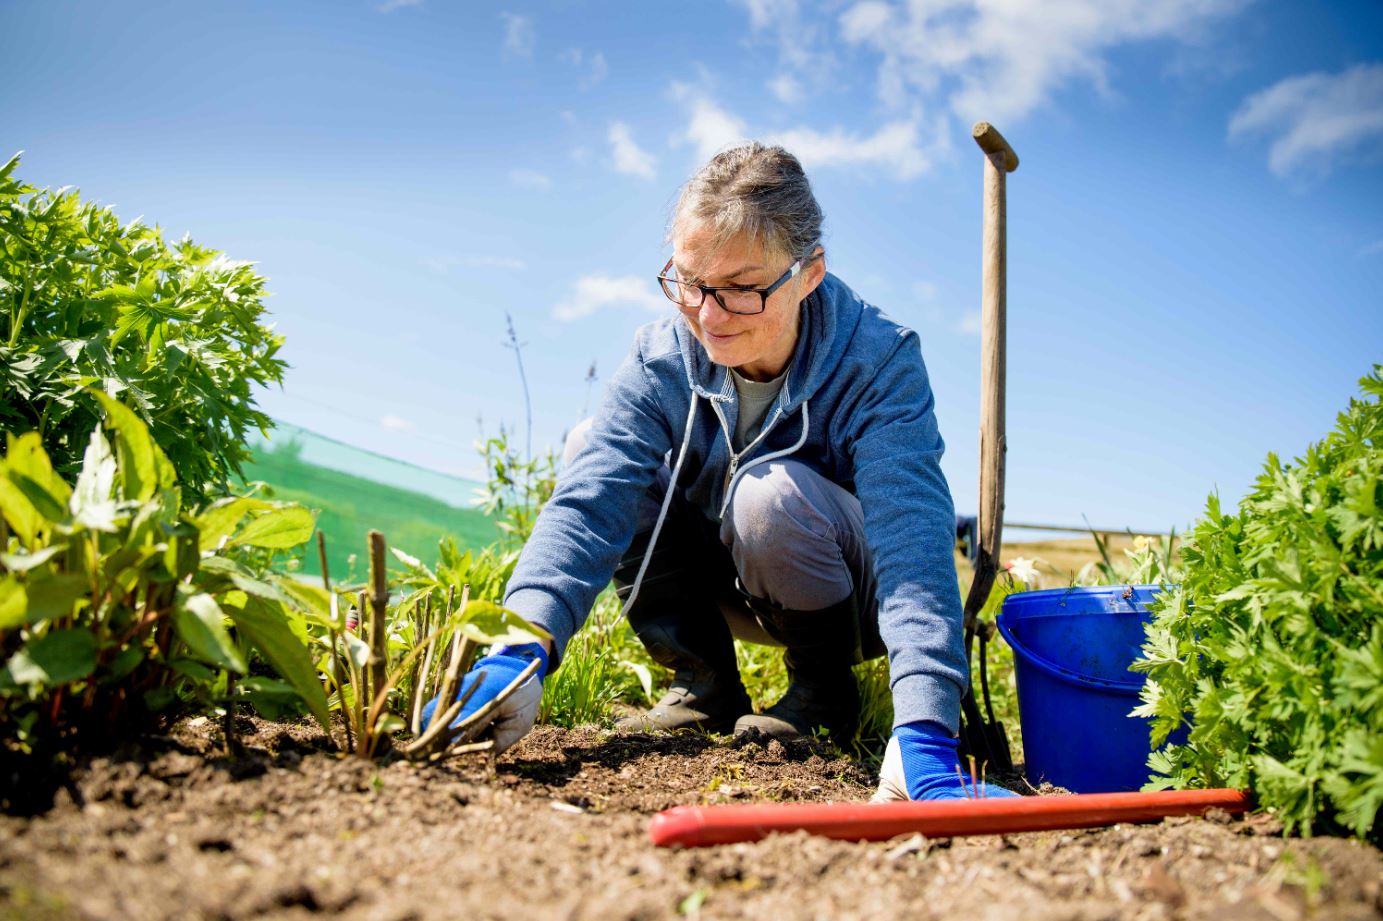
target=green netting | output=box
[240,422,497,582]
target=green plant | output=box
[538,587,646,727]
[332,533,550,760]
[0,395,327,778]
[1133,366,1383,841]
[474,426,559,549]
[1075,529,1180,586]
[0,153,285,502]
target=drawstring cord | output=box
[619,394,700,619]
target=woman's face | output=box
[671,222,825,382]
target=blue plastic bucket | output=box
[996,585,1164,793]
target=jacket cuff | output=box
[503,587,576,671]
[890,671,963,735]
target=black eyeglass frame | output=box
[657,251,822,316]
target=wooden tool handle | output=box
[973,122,1019,173]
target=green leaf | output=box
[224,596,330,733]
[230,505,315,549]
[4,432,72,506]
[375,713,406,736]
[6,629,99,686]
[93,391,176,501]
[341,629,371,671]
[458,600,552,646]
[196,556,300,609]
[0,545,64,572]
[193,496,271,553]
[0,576,25,629]
[24,574,89,622]
[275,579,335,628]
[391,547,438,582]
[173,592,247,673]
[239,676,307,721]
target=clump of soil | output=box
[2,718,1379,920]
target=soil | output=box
[2,718,1379,921]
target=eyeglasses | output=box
[657,252,821,316]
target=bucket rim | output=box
[995,608,1144,692]
[1000,584,1169,616]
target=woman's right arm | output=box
[500,337,676,667]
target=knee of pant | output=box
[724,462,819,553]
[562,416,595,467]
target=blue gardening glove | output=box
[873,721,1020,801]
[420,642,549,754]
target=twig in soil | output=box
[367,531,390,715]
[409,596,434,735]
[223,672,239,756]
[399,657,541,761]
[319,530,349,753]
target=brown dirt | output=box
[2,718,1379,921]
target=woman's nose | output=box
[698,297,733,328]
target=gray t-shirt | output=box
[730,366,788,451]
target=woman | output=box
[424,143,1015,800]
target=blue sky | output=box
[3,0,1381,540]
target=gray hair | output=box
[669,143,824,262]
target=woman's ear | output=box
[798,247,827,300]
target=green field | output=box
[239,442,498,584]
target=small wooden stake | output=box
[367,531,390,705]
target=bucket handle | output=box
[995,611,1144,692]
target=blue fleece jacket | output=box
[503,272,968,732]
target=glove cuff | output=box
[491,641,550,681]
[894,720,957,749]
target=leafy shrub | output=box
[1133,366,1382,841]
[0,153,285,503]
[0,394,326,786]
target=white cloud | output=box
[734,0,835,79]
[765,115,947,180]
[671,85,750,161]
[560,48,609,90]
[1228,63,1383,178]
[832,0,1244,123]
[608,122,657,179]
[670,86,945,180]
[912,280,937,301]
[377,0,422,11]
[381,414,416,432]
[500,13,534,60]
[768,73,804,104]
[509,168,552,191]
[957,309,982,336]
[553,275,666,322]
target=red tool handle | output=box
[649,788,1252,848]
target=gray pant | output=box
[565,419,884,656]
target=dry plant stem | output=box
[409,597,436,735]
[223,672,239,756]
[428,740,494,762]
[399,654,542,760]
[398,669,488,756]
[363,624,451,743]
[367,531,389,710]
[430,586,472,716]
[347,610,366,756]
[356,590,369,706]
[444,657,541,742]
[318,531,347,753]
